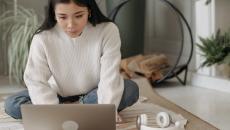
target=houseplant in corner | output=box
[197,29,230,78]
[0,1,39,84]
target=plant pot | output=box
[215,64,230,79]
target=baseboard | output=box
[190,72,230,93]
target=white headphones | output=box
[136,112,186,130]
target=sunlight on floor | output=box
[155,80,230,130]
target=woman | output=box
[4,0,139,122]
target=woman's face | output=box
[55,1,89,38]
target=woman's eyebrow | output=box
[74,11,87,14]
[57,11,86,16]
[57,13,66,16]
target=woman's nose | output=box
[67,18,75,28]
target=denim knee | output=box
[118,79,139,111]
[4,90,31,119]
[4,95,22,119]
[124,79,139,104]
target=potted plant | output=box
[197,29,230,78]
[0,1,39,84]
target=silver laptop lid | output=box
[21,104,116,130]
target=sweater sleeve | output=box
[97,23,124,110]
[23,34,59,104]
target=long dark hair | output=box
[35,0,111,34]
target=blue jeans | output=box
[4,79,139,119]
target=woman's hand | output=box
[116,113,123,123]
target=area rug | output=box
[0,96,186,130]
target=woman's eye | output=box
[75,15,83,18]
[58,17,66,20]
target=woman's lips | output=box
[67,30,77,34]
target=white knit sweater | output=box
[24,22,124,109]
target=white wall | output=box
[195,0,215,76]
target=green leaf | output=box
[197,29,230,67]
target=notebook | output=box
[21,104,116,130]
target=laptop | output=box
[21,104,116,130]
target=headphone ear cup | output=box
[139,114,148,125]
[156,112,171,128]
